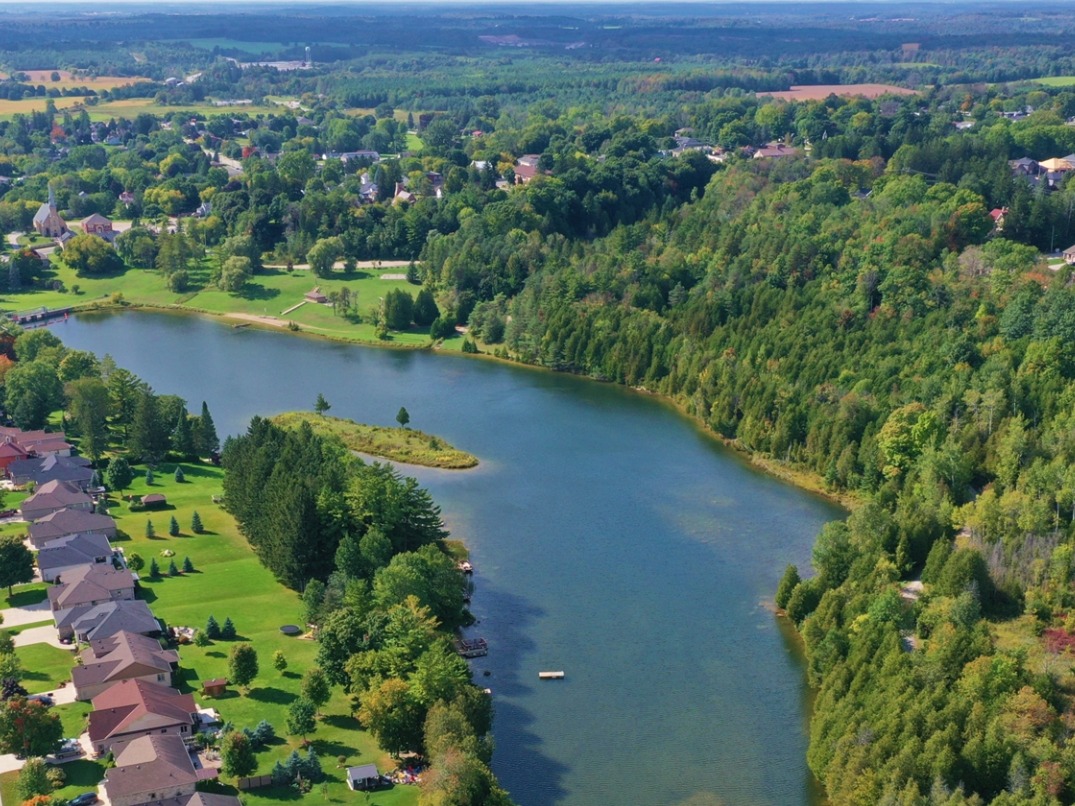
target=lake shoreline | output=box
[76,301,854,510]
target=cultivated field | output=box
[0,70,151,91]
[758,83,919,101]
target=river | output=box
[57,311,842,806]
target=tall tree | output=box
[0,699,61,757]
[196,401,220,456]
[107,368,144,438]
[104,456,133,491]
[228,643,259,689]
[4,360,63,430]
[128,388,169,464]
[172,410,197,459]
[286,697,316,744]
[0,535,33,596]
[314,393,331,417]
[396,406,410,429]
[65,376,110,462]
[219,730,257,778]
[300,667,331,716]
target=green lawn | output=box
[106,464,419,804]
[0,260,448,349]
[0,461,418,804]
[15,643,75,694]
[1035,76,1075,86]
[2,582,47,608]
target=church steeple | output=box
[47,184,55,210]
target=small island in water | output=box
[272,411,479,469]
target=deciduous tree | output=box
[0,535,33,596]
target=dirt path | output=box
[225,313,289,328]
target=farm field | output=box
[0,97,281,122]
[1035,75,1075,86]
[757,83,919,100]
[0,70,150,91]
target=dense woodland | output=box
[12,2,1075,803]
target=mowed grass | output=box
[16,643,76,694]
[0,755,104,806]
[0,260,441,348]
[102,463,419,804]
[1035,76,1075,87]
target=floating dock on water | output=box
[454,637,488,658]
[538,671,565,680]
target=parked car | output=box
[69,794,98,806]
[48,738,84,764]
[0,509,17,518]
[27,693,53,707]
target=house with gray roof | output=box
[8,454,93,489]
[20,479,93,521]
[36,532,113,583]
[29,508,117,549]
[59,599,160,643]
[48,564,135,612]
[101,734,217,806]
[72,630,179,701]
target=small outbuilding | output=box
[346,763,381,791]
[141,493,167,508]
[202,677,228,698]
[305,287,328,304]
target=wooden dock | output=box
[454,637,488,658]
[538,671,565,680]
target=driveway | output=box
[13,624,71,650]
[0,751,24,774]
[0,599,51,628]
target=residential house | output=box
[20,479,94,521]
[753,142,802,159]
[32,188,68,238]
[989,207,1009,232]
[88,679,197,756]
[1063,243,1075,265]
[322,149,380,163]
[393,181,416,205]
[60,599,161,643]
[81,213,116,243]
[514,154,543,184]
[36,532,113,583]
[0,440,31,472]
[72,630,179,701]
[8,454,93,489]
[0,426,74,457]
[119,191,136,206]
[48,564,136,612]
[153,795,241,806]
[101,734,216,806]
[29,508,117,549]
[1009,157,1042,177]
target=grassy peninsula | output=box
[273,411,478,469]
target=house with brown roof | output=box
[49,564,136,612]
[37,532,113,583]
[0,440,31,471]
[753,142,802,159]
[73,630,179,701]
[89,679,197,756]
[514,154,543,184]
[101,734,216,806]
[81,213,115,242]
[0,426,74,457]
[20,479,94,521]
[60,599,161,643]
[29,509,118,549]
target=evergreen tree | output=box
[169,516,180,536]
[205,615,221,639]
[145,520,155,538]
[273,650,288,673]
[221,617,237,640]
[191,510,204,533]
[172,411,197,459]
[197,401,220,456]
[129,388,169,464]
[413,288,440,326]
[182,556,194,573]
[314,393,331,416]
[167,559,179,576]
[145,467,154,485]
[174,465,186,483]
[396,406,410,428]
[105,456,133,491]
[149,558,160,578]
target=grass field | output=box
[0,258,461,350]
[1035,76,1075,87]
[0,97,281,122]
[168,38,288,56]
[1,461,420,805]
[16,643,76,695]
[273,411,479,469]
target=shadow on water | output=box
[466,580,569,806]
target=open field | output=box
[0,97,281,122]
[167,38,288,55]
[758,83,918,100]
[0,258,449,348]
[0,70,150,92]
[273,411,479,469]
[1035,75,1075,87]
[1,461,420,805]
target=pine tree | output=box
[169,516,180,536]
[172,411,196,459]
[174,465,185,483]
[145,467,154,485]
[129,389,169,465]
[197,401,219,457]
[182,556,194,573]
[167,559,179,576]
[149,558,160,578]
[145,520,155,538]
[314,393,330,416]
[396,406,410,428]
[205,615,221,639]
[221,616,237,640]
[272,650,288,673]
[191,510,204,533]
